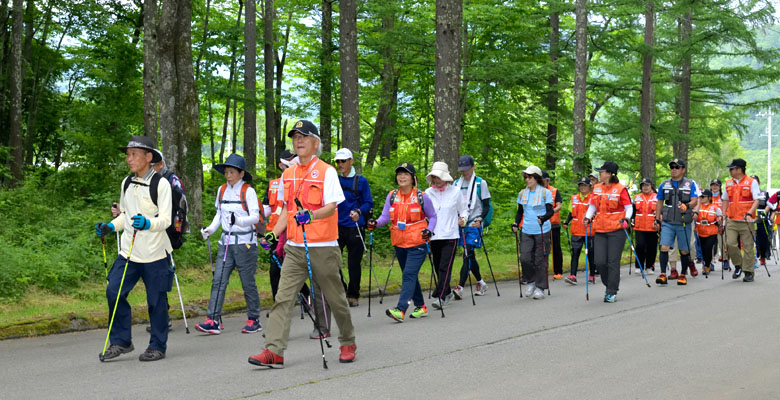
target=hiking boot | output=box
[732,266,742,279]
[677,274,687,285]
[703,265,711,275]
[99,343,134,361]
[195,318,222,335]
[248,348,284,369]
[565,275,577,285]
[347,297,359,307]
[523,282,536,298]
[668,269,679,280]
[310,328,330,339]
[532,287,545,299]
[690,264,698,277]
[452,285,464,300]
[604,294,617,303]
[552,274,563,280]
[410,305,428,318]
[475,282,488,296]
[743,271,755,282]
[138,349,165,362]
[588,275,595,284]
[339,344,357,363]
[386,308,404,322]
[655,273,668,285]
[241,318,262,334]
[146,317,173,333]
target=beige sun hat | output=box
[426,161,454,183]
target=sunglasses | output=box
[670,165,682,170]
[336,159,349,164]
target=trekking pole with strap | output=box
[101,237,108,279]
[477,227,500,296]
[538,220,550,295]
[170,255,190,334]
[721,222,728,280]
[585,224,591,301]
[379,252,396,304]
[681,220,696,278]
[425,241,444,318]
[758,214,779,262]
[367,209,376,317]
[211,221,235,328]
[207,236,215,275]
[745,217,771,277]
[514,229,523,298]
[99,224,138,362]
[460,227,476,305]
[295,199,331,369]
[622,226,651,287]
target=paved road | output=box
[2,263,779,400]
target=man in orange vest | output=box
[249,120,356,368]
[722,158,760,282]
[542,171,564,280]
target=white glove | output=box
[201,227,213,240]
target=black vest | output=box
[660,178,694,224]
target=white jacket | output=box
[425,184,468,240]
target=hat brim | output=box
[395,166,415,176]
[334,155,352,161]
[287,129,320,139]
[214,163,252,182]
[426,170,453,183]
[668,162,684,168]
[119,146,162,163]
[578,181,591,186]
[457,165,474,172]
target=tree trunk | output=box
[194,0,211,81]
[640,0,656,181]
[339,0,360,161]
[143,0,158,142]
[158,0,202,225]
[20,0,32,165]
[434,0,462,170]
[7,0,22,184]
[231,100,238,153]
[365,2,398,169]
[675,8,692,164]
[263,0,275,178]
[219,98,230,163]
[23,2,53,166]
[572,0,588,176]
[319,0,333,155]
[244,0,256,175]
[218,0,243,163]
[208,96,215,165]
[546,8,559,173]
[0,0,8,149]
[273,12,291,162]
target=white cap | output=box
[426,161,454,183]
[334,148,353,161]
[522,165,542,176]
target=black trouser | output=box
[551,226,563,275]
[338,225,366,299]
[269,254,310,302]
[594,230,625,296]
[700,234,718,268]
[756,217,772,259]
[634,230,658,271]
[458,244,482,286]
[570,235,595,276]
[430,239,458,299]
[520,232,551,289]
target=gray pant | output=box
[594,230,626,295]
[208,242,260,320]
[520,232,551,289]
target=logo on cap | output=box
[295,121,303,128]
[402,163,408,167]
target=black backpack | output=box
[122,172,190,249]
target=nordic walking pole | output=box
[477,227,500,296]
[211,222,234,328]
[380,252,396,304]
[101,237,108,279]
[207,237,215,276]
[170,255,190,334]
[681,220,695,278]
[585,224,590,301]
[721,223,727,280]
[759,214,779,262]
[538,219,550,295]
[112,203,121,253]
[623,226,651,287]
[745,217,771,277]
[428,264,435,299]
[367,209,375,317]
[295,199,331,369]
[425,241,444,318]
[461,227,476,305]
[514,229,523,298]
[99,226,138,362]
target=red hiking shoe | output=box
[339,344,357,363]
[677,274,687,285]
[588,275,595,284]
[248,349,284,369]
[689,264,698,277]
[668,269,679,280]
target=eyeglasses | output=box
[336,159,350,164]
[670,165,682,170]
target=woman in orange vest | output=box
[583,162,633,303]
[632,178,659,275]
[693,190,723,275]
[563,176,595,284]
[368,162,438,322]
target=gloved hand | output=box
[680,203,688,212]
[421,229,434,240]
[201,227,213,240]
[620,218,630,229]
[230,212,236,226]
[261,232,279,250]
[367,218,377,230]
[295,209,313,225]
[95,222,115,237]
[511,223,519,233]
[131,214,151,230]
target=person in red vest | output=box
[248,120,356,368]
[632,178,659,275]
[721,158,760,282]
[542,171,564,280]
[583,162,632,303]
[693,190,723,275]
[563,176,595,284]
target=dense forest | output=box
[1,0,780,301]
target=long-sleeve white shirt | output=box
[205,179,261,245]
[425,184,468,240]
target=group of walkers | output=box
[93,120,777,368]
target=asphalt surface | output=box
[2,262,779,400]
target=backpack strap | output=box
[389,189,399,205]
[217,184,228,211]
[239,183,250,213]
[475,176,483,200]
[122,173,161,206]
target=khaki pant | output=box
[265,244,355,357]
[726,220,755,269]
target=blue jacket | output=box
[338,174,374,227]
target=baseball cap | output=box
[709,178,722,186]
[594,161,619,174]
[287,120,319,138]
[640,178,653,187]
[334,148,353,161]
[522,165,543,176]
[701,189,713,197]
[726,158,747,169]
[279,149,296,161]
[457,155,475,171]
[577,176,591,186]
[541,170,551,180]
[669,158,686,168]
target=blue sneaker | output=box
[195,317,222,334]
[604,294,617,303]
[241,318,262,333]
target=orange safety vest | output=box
[724,175,756,220]
[388,188,428,248]
[696,202,720,237]
[569,193,592,237]
[549,186,561,225]
[265,177,283,232]
[712,192,723,208]
[633,192,657,232]
[592,182,627,233]
[282,157,339,243]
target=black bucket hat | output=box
[395,162,417,186]
[118,135,162,163]
[215,153,252,182]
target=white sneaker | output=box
[452,285,463,300]
[523,282,536,298]
[647,268,655,275]
[532,287,545,299]
[443,292,453,306]
[475,282,488,296]
[431,298,442,310]
[634,268,641,275]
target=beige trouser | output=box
[265,244,355,356]
[726,220,755,269]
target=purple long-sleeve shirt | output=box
[375,190,437,232]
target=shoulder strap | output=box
[417,189,424,207]
[122,174,133,195]
[389,189,399,205]
[149,173,161,206]
[217,184,227,210]
[240,183,250,213]
[467,176,478,208]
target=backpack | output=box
[389,188,425,209]
[122,173,189,249]
[465,176,493,227]
[218,183,265,238]
[341,174,363,208]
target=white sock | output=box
[479,280,487,285]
